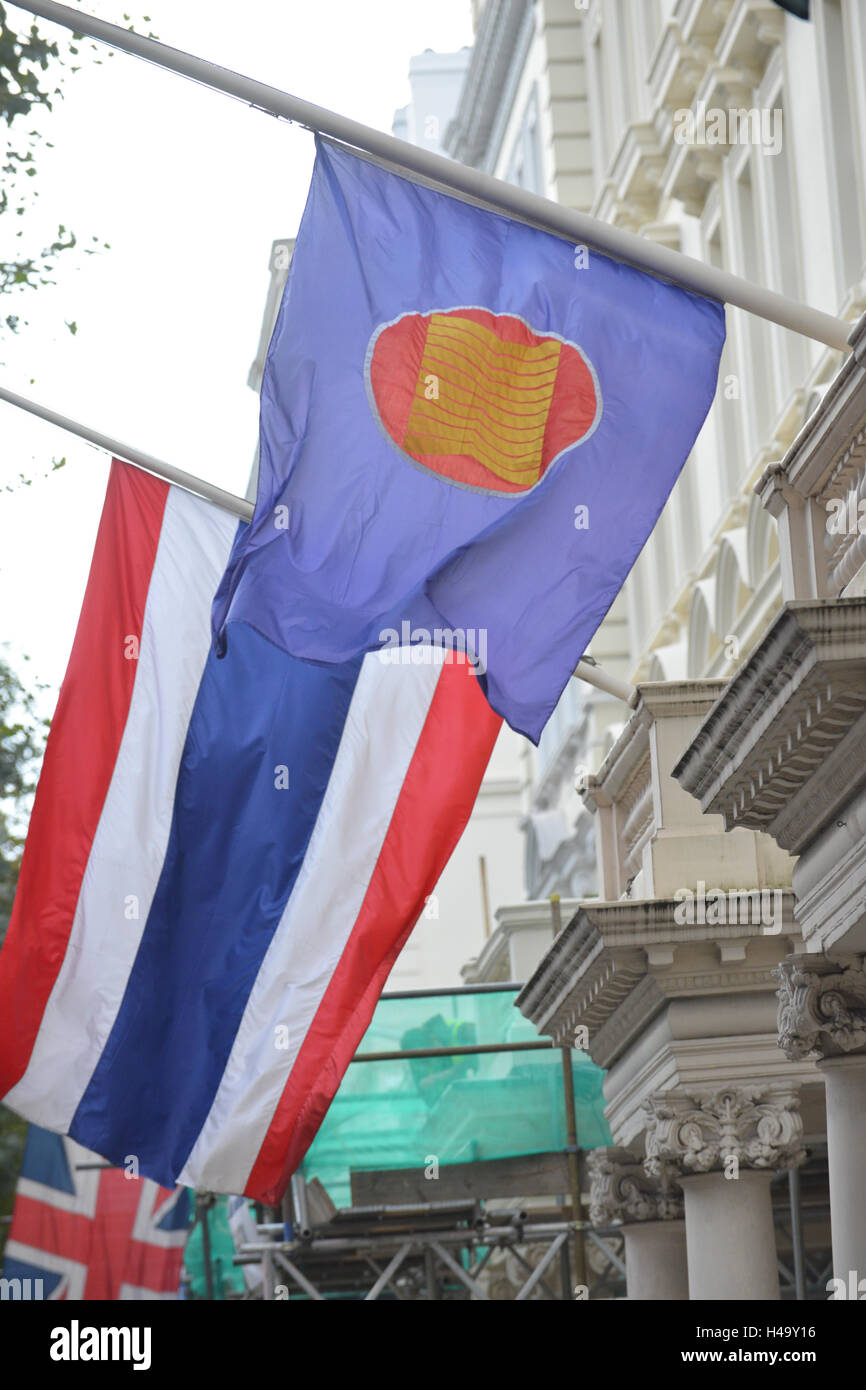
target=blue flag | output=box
[213,137,725,741]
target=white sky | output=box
[0,0,474,707]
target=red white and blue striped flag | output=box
[0,460,500,1201]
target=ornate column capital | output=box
[776,954,866,1061]
[642,1085,805,1180]
[587,1146,683,1227]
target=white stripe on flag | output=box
[6,489,236,1129]
[179,649,446,1194]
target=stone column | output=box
[777,955,866,1282]
[644,1086,804,1302]
[588,1147,688,1300]
[821,1055,866,1282]
[621,1220,689,1301]
[678,1170,779,1300]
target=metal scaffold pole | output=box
[550,895,588,1293]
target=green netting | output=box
[302,987,612,1208]
[183,1198,246,1299]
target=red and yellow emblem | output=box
[365,307,601,495]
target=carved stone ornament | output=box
[587,1146,683,1226]
[642,1086,805,1179]
[776,956,866,1061]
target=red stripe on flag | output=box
[0,461,169,1096]
[244,657,502,1205]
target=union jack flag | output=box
[2,1124,191,1299]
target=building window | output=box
[762,93,809,400]
[734,156,774,451]
[632,0,662,112]
[587,14,612,182]
[507,87,543,195]
[706,218,743,495]
[816,0,866,297]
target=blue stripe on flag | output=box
[70,623,363,1185]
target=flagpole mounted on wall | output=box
[573,659,637,706]
[0,384,254,520]
[9,0,855,353]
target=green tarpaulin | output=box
[302,986,611,1207]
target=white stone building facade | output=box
[251,2,866,1290]
[439,0,866,1298]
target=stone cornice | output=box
[672,600,866,852]
[516,899,646,1048]
[590,973,667,1069]
[643,1083,805,1178]
[638,679,729,720]
[776,954,866,1061]
[516,895,800,1051]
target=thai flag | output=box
[0,460,500,1202]
[1,1123,190,1299]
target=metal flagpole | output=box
[10,0,854,353]
[574,658,636,705]
[0,384,634,704]
[0,383,253,521]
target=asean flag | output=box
[212,136,726,741]
[0,460,500,1202]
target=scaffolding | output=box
[190,985,835,1300]
[228,982,615,1299]
[234,1198,626,1301]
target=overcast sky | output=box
[0,0,474,705]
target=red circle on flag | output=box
[366,307,601,495]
